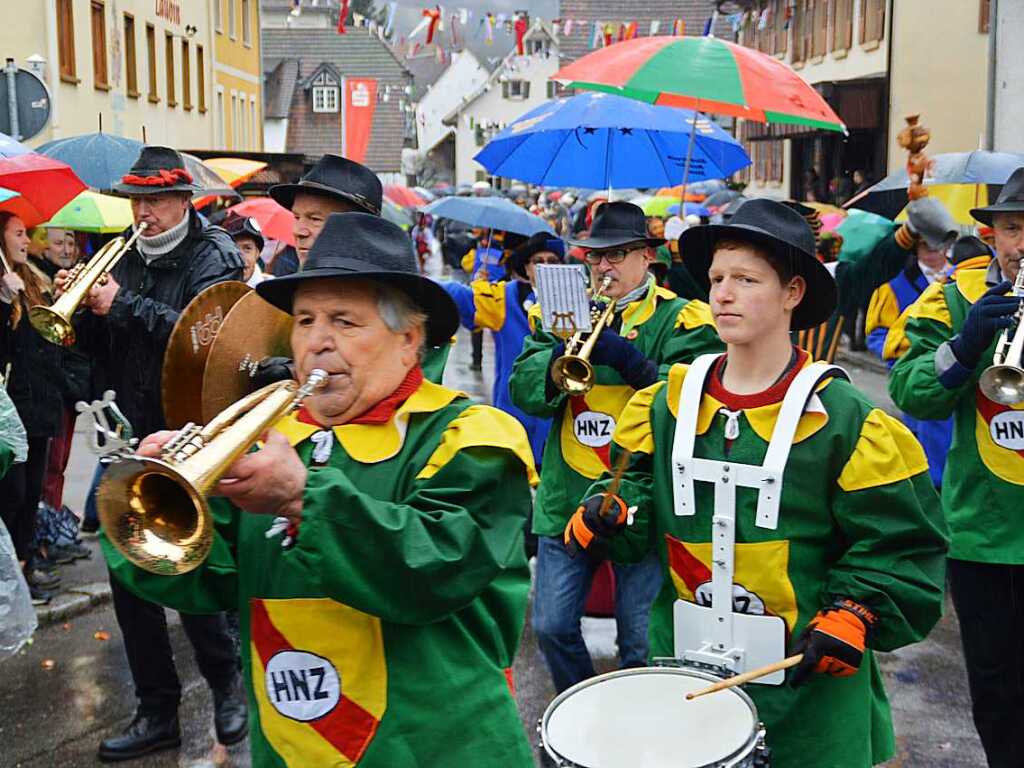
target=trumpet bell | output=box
[979,364,1024,406]
[550,356,595,395]
[98,457,213,575]
[29,305,76,347]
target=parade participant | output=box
[54,146,248,761]
[658,216,707,301]
[889,168,1024,768]
[103,212,538,767]
[0,212,65,604]
[509,201,722,693]
[568,199,948,768]
[223,213,267,286]
[444,232,565,466]
[865,225,954,486]
[267,154,383,277]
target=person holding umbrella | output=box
[509,201,722,693]
[889,168,1024,768]
[53,146,249,762]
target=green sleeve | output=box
[0,441,12,478]
[421,341,452,385]
[101,496,241,614]
[283,446,530,625]
[508,329,566,417]
[889,312,968,420]
[836,232,911,316]
[827,465,948,651]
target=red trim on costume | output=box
[568,394,612,470]
[706,347,809,410]
[121,168,194,187]
[503,667,516,696]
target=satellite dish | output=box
[0,61,51,141]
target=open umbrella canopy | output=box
[44,190,133,233]
[382,197,414,229]
[0,132,31,158]
[227,197,295,245]
[640,196,682,216]
[836,209,897,263]
[474,92,750,189]
[0,154,87,227]
[422,195,554,236]
[553,36,845,132]
[384,185,428,208]
[203,157,267,187]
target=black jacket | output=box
[0,296,65,437]
[76,209,243,437]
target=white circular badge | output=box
[265,650,341,722]
[990,410,1024,451]
[573,410,616,448]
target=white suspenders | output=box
[668,353,849,681]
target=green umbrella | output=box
[836,209,897,264]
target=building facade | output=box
[212,0,264,151]
[0,0,219,148]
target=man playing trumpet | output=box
[890,168,1024,768]
[509,201,722,693]
[102,213,538,767]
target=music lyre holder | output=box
[76,391,138,464]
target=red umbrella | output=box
[0,154,87,227]
[227,197,295,245]
[384,185,427,208]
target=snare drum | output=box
[539,666,768,768]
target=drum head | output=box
[542,667,758,768]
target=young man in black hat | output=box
[567,198,947,768]
[101,212,538,767]
[223,213,267,286]
[53,146,249,761]
[890,167,1024,768]
[509,201,723,693]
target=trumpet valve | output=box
[159,424,206,463]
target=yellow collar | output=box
[619,284,676,330]
[666,358,830,444]
[272,380,466,464]
[955,267,995,304]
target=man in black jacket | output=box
[55,146,248,762]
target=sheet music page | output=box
[534,264,592,335]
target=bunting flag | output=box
[703,11,719,36]
[649,19,660,36]
[384,1,397,36]
[423,6,442,45]
[623,21,638,40]
[758,7,770,30]
[336,0,350,33]
[603,22,615,47]
[590,20,601,49]
[449,13,460,46]
[563,18,574,35]
[672,19,685,35]
[290,0,301,16]
[514,13,528,55]
[484,12,495,44]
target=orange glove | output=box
[789,598,877,687]
[563,493,630,558]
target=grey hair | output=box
[374,282,429,360]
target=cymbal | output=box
[162,281,251,428]
[200,290,293,422]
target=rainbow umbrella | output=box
[553,36,846,132]
[0,154,87,227]
[204,157,267,187]
[44,190,133,233]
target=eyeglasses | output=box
[529,256,562,266]
[583,245,646,265]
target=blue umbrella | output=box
[0,132,31,158]
[473,92,750,189]
[421,195,553,237]
[668,202,712,217]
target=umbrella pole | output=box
[680,110,701,215]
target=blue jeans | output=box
[532,535,663,693]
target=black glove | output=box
[563,493,630,558]
[949,281,1023,369]
[588,329,658,389]
[252,356,295,387]
[789,599,877,688]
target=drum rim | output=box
[540,666,761,768]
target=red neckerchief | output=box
[706,347,808,410]
[294,366,425,427]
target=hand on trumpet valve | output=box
[53,268,69,298]
[136,430,178,458]
[85,272,120,316]
[214,429,307,522]
[950,280,1024,368]
[589,329,658,390]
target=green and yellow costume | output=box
[591,357,947,767]
[103,378,538,768]
[509,283,722,537]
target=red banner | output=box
[342,79,377,165]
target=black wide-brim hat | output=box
[508,232,566,279]
[679,198,837,331]
[971,166,1024,225]
[256,212,458,346]
[112,146,200,196]
[269,154,383,215]
[567,201,666,250]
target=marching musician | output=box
[889,168,1024,768]
[509,201,722,693]
[54,146,248,762]
[565,199,948,768]
[102,213,538,767]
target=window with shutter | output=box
[791,3,805,63]
[832,0,854,51]
[91,2,109,89]
[812,0,827,58]
[859,0,885,45]
[124,14,138,97]
[773,0,788,54]
[523,81,531,99]
[501,81,509,98]
[57,0,77,82]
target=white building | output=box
[443,22,560,187]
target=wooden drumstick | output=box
[598,449,633,518]
[685,654,804,700]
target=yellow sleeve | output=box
[837,408,930,492]
[674,299,716,330]
[613,380,667,456]
[461,248,476,274]
[865,283,899,337]
[471,279,507,331]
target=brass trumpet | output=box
[98,369,327,575]
[30,223,148,346]
[979,266,1024,405]
[551,276,617,395]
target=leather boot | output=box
[212,675,248,745]
[98,711,180,762]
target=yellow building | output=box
[211,0,263,151]
[0,1,219,148]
